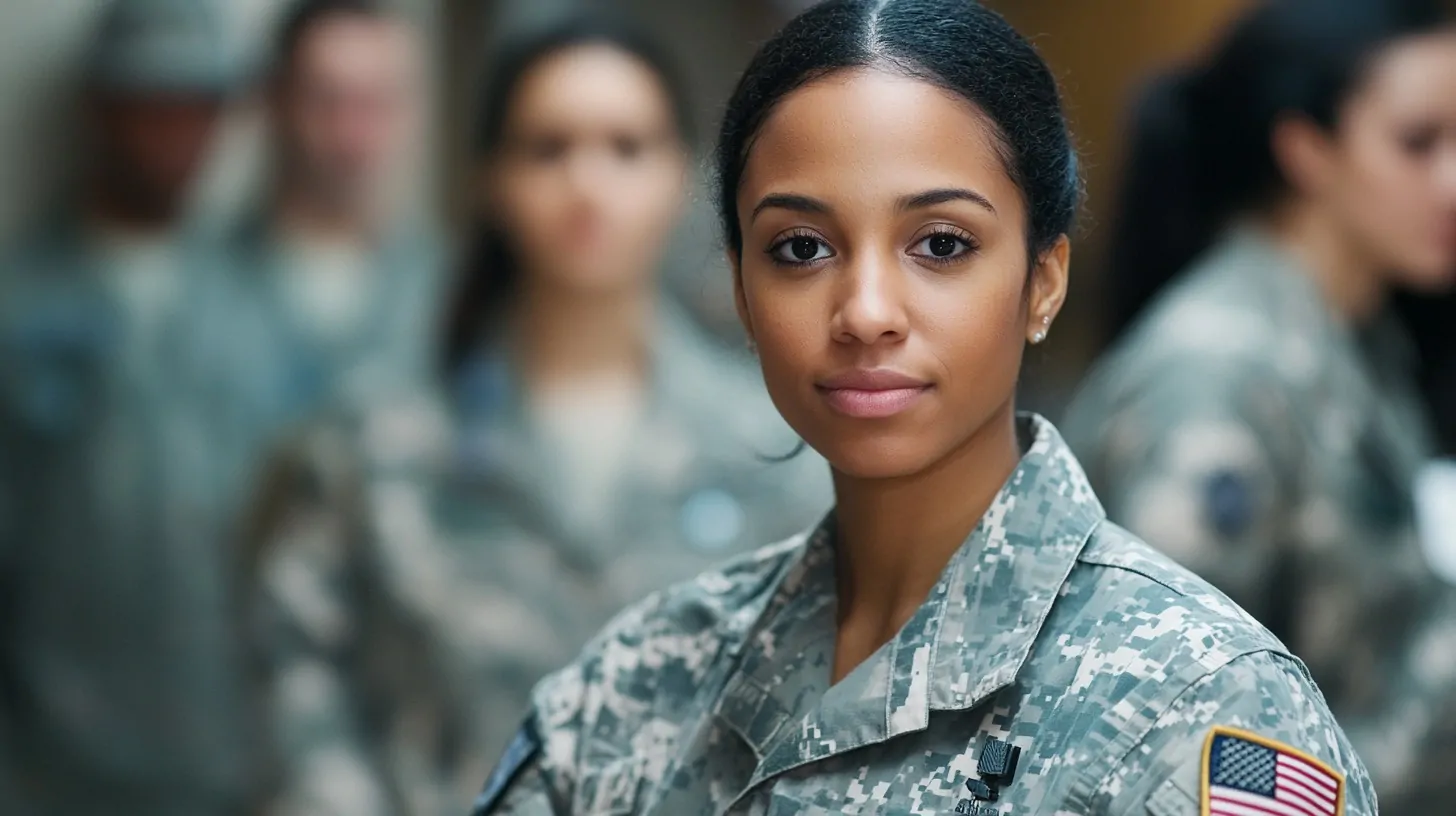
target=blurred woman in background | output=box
[1062,0,1456,810]
[246,11,828,815]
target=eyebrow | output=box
[749,187,996,224]
[898,188,996,215]
[751,193,830,223]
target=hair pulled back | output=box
[441,10,693,375]
[1106,0,1448,340]
[714,0,1079,262]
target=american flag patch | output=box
[1200,727,1344,816]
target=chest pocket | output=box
[577,757,643,815]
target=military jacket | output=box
[1062,228,1456,811]
[479,414,1375,816]
[224,214,445,414]
[251,304,832,816]
[0,221,292,815]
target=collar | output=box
[717,414,1106,785]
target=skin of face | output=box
[1299,32,1456,291]
[274,14,424,212]
[93,94,224,220]
[731,69,1068,481]
[488,45,687,295]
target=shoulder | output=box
[529,532,809,723]
[1047,526,1375,811]
[1066,521,1279,658]
[251,388,454,524]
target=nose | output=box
[830,250,910,346]
[564,146,615,197]
[1431,139,1456,203]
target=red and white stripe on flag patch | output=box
[1199,726,1345,816]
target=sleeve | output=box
[471,587,675,816]
[1093,650,1378,816]
[1074,360,1307,625]
[470,667,587,815]
[246,432,396,816]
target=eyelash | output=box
[765,227,980,269]
[766,229,834,268]
[909,226,979,266]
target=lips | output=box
[815,369,932,419]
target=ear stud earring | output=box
[1030,315,1050,344]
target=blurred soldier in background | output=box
[229,0,443,415]
[1062,0,1456,811]
[0,0,285,814]
[246,10,831,815]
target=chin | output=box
[1396,260,1456,294]
[813,433,940,481]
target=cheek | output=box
[499,174,564,238]
[1338,149,1454,273]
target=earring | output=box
[1030,315,1050,345]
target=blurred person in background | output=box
[1062,0,1456,810]
[246,10,830,816]
[0,0,286,813]
[230,0,443,414]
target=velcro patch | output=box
[1200,726,1344,816]
[471,717,543,815]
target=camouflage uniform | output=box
[1062,227,1456,812]
[476,413,1375,815]
[224,214,446,414]
[0,221,292,815]
[250,303,831,816]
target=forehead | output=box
[507,44,675,134]
[293,15,418,80]
[737,69,1020,219]
[1350,32,1456,121]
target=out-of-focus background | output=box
[0,0,1258,411]
[2,1,1454,815]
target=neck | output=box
[272,184,380,245]
[513,280,655,396]
[831,401,1021,663]
[1262,204,1386,324]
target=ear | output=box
[1271,114,1337,198]
[1026,235,1070,344]
[729,249,755,346]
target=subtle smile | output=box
[815,369,933,419]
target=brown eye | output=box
[909,231,975,263]
[769,234,834,265]
[1399,125,1439,157]
[614,136,645,160]
[928,235,958,257]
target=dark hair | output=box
[272,0,390,76]
[714,0,1079,262]
[441,10,693,375]
[1105,0,1448,340]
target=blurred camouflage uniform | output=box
[249,303,832,816]
[0,221,292,815]
[476,414,1375,815]
[1062,227,1456,812]
[224,214,445,415]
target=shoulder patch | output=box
[1200,726,1344,816]
[1203,469,1256,539]
[471,717,542,815]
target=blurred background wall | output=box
[0,0,1257,407]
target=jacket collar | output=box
[715,414,1106,784]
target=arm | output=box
[1094,650,1377,816]
[1072,361,1306,627]
[246,430,395,816]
